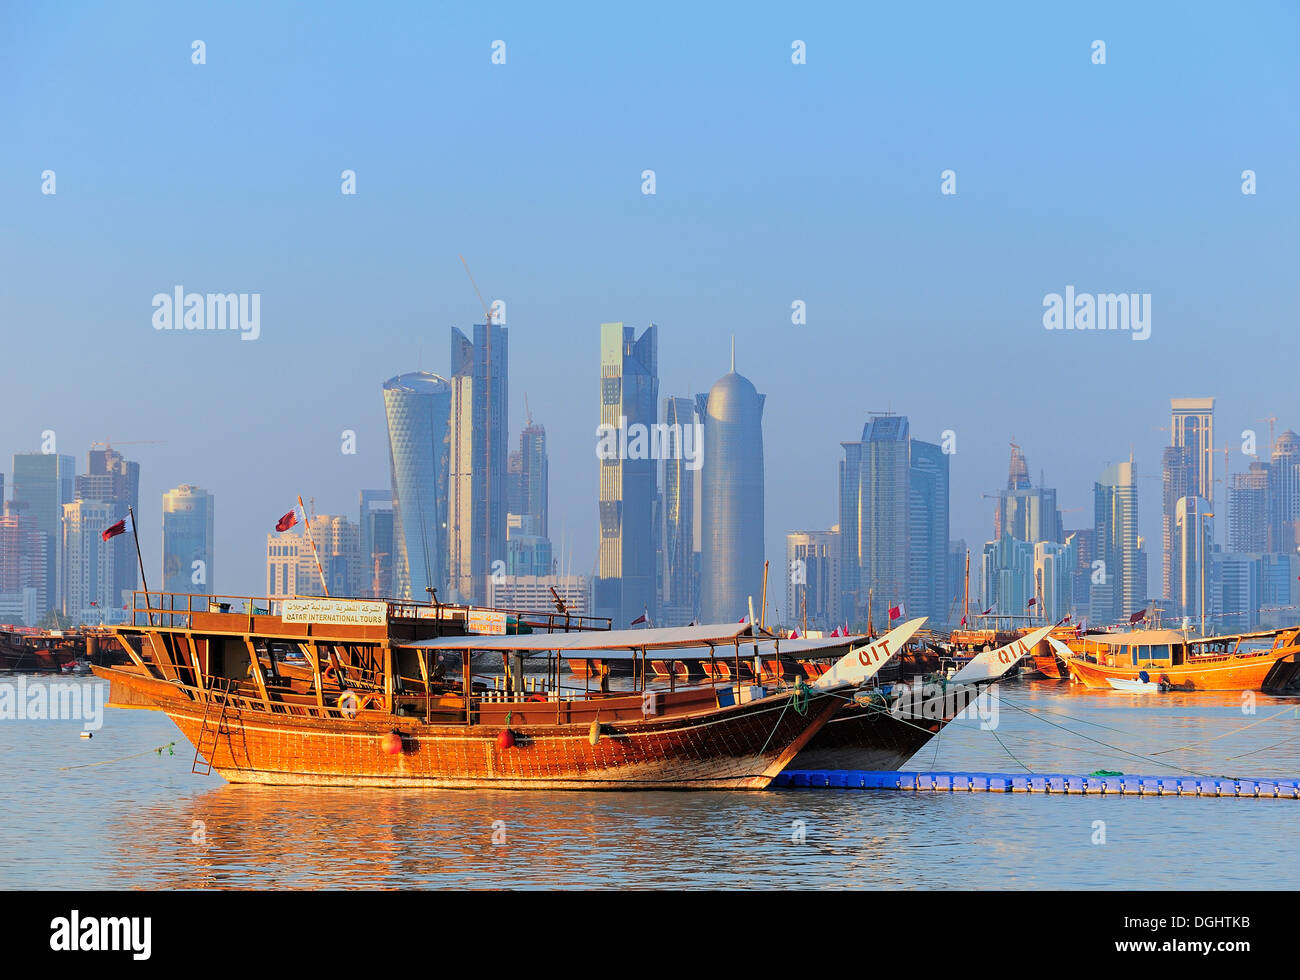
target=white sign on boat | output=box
[282,598,388,626]
[467,610,508,635]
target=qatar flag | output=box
[630,611,649,626]
[960,615,967,627]
[275,509,298,532]
[101,519,127,542]
[888,603,903,621]
[789,629,800,640]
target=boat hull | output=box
[788,705,938,771]
[789,682,984,771]
[97,667,839,791]
[1064,649,1296,691]
[1032,654,1065,679]
[1106,678,1159,692]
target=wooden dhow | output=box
[94,591,920,791]
[1050,627,1300,691]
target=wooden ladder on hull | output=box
[192,682,232,776]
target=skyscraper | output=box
[1269,430,1300,554]
[992,444,1062,545]
[358,489,394,598]
[266,515,362,600]
[908,438,950,623]
[161,485,214,595]
[61,499,116,622]
[840,414,909,628]
[1171,397,1215,501]
[660,395,698,625]
[448,325,508,606]
[75,446,141,600]
[697,359,765,625]
[0,508,47,624]
[1035,538,1077,622]
[980,534,1035,617]
[382,371,451,600]
[1093,459,1141,623]
[596,322,658,626]
[266,531,305,601]
[1161,444,1194,601]
[786,529,840,631]
[10,451,76,618]
[1173,496,1214,625]
[309,514,363,597]
[517,422,549,539]
[1228,464,1270,554]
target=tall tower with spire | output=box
[697,344,765,624]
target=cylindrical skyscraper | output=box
[383,371,451,600]
[697,358,765,625]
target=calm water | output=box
[2,674,1298,889]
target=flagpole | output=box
[298,495,331,597]
[127,505,153,626]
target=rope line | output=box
[58,742,177,771]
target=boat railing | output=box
[125,591,613,636]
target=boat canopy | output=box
[405,623,862,660]
[407,621,755,656]
[1087,629,1189,647]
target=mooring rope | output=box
[1147,703,1295,756]
[57,742,176,771]
[994,696,1217,778]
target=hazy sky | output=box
[2,2,1297,608]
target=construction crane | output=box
[1203,443,1236,548]
[459,255,498,599]
[90,440,165,450]
[1257,416,1277,458]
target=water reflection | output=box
[2,676,1297,889]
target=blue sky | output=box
[2,2,1297,605]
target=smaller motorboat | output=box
[1106,670,1162,693]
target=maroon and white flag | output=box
[101,519,127,542]
[275,509,298,532]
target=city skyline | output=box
[5,368,1300,628]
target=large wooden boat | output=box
[94,591,921,791]
[1053,627,1300,691]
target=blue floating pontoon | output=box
[772,770,1298,799]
